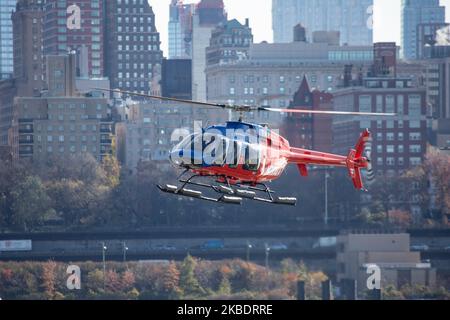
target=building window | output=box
[409,145,421,153]
[408,94,421,116]
[386,95,395,113]
[409,132,421,141]
[410,157,422,166]
[397,95,404,115]
[376,133,383,141]
[409,120,421,129]
[359,95,371,112]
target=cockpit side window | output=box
[190,133,203,166]
[204,133,228,166]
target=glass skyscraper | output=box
[0,0,16,79]
[401,0,446,60]
[168,0,195,59]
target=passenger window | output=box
[243,144,260,172]
[229,141,239,168]
[209,135,227,166]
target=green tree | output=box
[0,160,30,230]
[10,176,55,231]
[179,255,206,298]
[217,276,232,296]
[102,155,121,188]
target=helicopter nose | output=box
[169,149,183,166]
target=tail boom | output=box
[287,129,371,190]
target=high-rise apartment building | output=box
[12,0,46,97]
[401,0,446,60]
[0,79,16,146]
[104,0,162,95]
[272,0,373,45]
[13,53,113,161]
[168,0,195,59]
[43,0,105,78]
[0,0,16,80]
[192,0,226,101]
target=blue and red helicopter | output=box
[96,88,394,206]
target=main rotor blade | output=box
[261,107,396,117]
[92,88,228,109]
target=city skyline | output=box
[152,0,450,56]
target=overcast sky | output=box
[150,0,450,57]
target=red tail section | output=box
[287,130,371,190]
[346,129,371,190]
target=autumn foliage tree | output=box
[423,148,450,220]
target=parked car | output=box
[268,243,288,250]
[410,244,429,251]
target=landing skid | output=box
[157,174,297,206]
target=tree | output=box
[388,209,413,228]
[10,176,55,231]
[41,261,57,300]
[102,155,121,188]
[37,155,118,228]
[423,148,450,219]
[0,160,30,230]
[179,255,206,298]
[217,276,232,296]
[161,262,181,299]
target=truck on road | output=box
[201,240,225,250]
[0,240,32,252]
